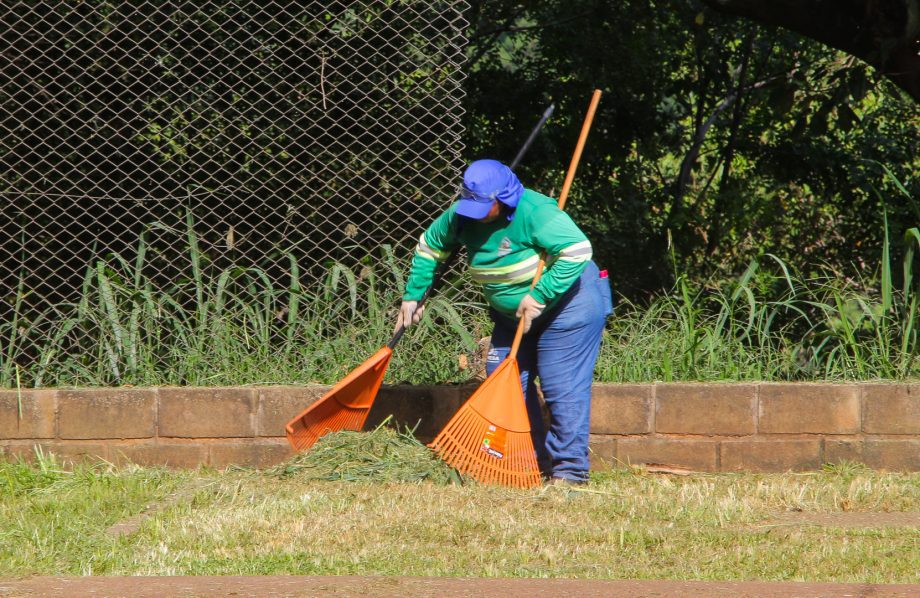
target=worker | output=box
[395,159,613,484]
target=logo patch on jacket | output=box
[497,236,512,257]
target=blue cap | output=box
[456,159,523,219]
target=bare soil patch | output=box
[105,480,214,538]
[1,576,919,598]
[762,511,920,529]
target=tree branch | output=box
[674,73,784,209]
[699,0,920,102]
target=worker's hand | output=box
[394,300,425,332]
[516,294,545,333]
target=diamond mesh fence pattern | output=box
[1,1,470,385]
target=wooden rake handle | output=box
[509,89,602,360]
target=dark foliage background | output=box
[462,0,920,299]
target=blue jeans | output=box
[486,261,613,482]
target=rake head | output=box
[286,399,372,452]
[429,358,541,488]
[285,346,392,452]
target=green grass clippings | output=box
[269,424,457,485]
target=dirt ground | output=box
[762,511,920,529]
[1,576,918,598]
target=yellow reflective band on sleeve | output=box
[415,232,450,262]
[414,248,438,262]
[556,240,592,263]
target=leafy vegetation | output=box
[2,1,464,386]
[0,214,486,388]
[599,215,920,382]
[2,2,919,388]
[464,1,920,298]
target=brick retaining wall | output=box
[1,383,918,472]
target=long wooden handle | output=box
[509,89,602,359]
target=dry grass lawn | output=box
[3,452,916,582]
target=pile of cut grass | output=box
[269,425,457,485]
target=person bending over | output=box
[395,159,613,484]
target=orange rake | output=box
[428,354,541,488]
[286,346,392,451]
[430,89,603,488]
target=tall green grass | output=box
[1,210,917,388]
[598,214,919,382]
[0,212,485,388]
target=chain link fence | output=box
[1,0,472,386]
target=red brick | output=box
[824,440,861,465]
[759,384,859,434]
[590,384,652,435]
[112,442,208,468]
[862,384,920,434]
[430,385,465,438]
[158,387,256,438]
[826,440,920,471]
[208,442,261,468]
[588,436,617,470]
[58,388,155,440]
[255,441,295,468]
[0,390,56,439]
[258,385,329,437]
[617,438,719,472]
[0,442,108,467]
[721,439,822,472]
[655,384,755,435]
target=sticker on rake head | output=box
[480,424,507,459]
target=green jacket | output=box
[403,189,593,316]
